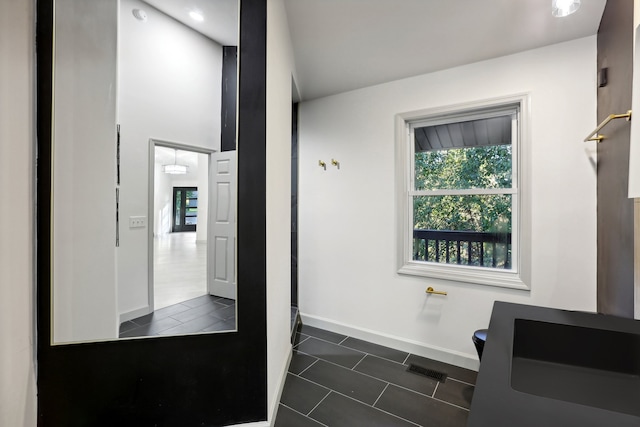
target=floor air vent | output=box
[406,364,448,382]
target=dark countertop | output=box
[467,302,640,427]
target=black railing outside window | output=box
[413,229,511,269]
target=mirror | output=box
[51,0,239,344]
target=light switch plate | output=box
[129,216,146,228]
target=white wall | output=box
[298,36,598,369]
[118,0,223,317]
[266,0,296,422]
[52,0,119,343]
[0,0,37,424]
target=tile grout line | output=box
[298,380,423,427]
[447,377,476,387]
[278,403,329,427]
[339,343,411,366]
[305,390,332,417]
[300,332,349,347]
[431,381,439,398]
[372,383,390,407]
[293,351,470,412]
[292,334,310,349]
[303,330,416,368]
[351,352,368,371]
[432,395,470,412]
[297,358,320,376]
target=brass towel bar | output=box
[584,110,632,142]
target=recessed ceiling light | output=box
[189,10,204,22]
[132,8,147,22]
[552,0,581,17]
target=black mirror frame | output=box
[35,0,268,425]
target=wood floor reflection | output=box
[154,231,206,310]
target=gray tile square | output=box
[341,337,409,363]
[300,360,387,405]
[354,354,437,396]
[299,325,347,344]
[434,378,475,409]
[289,351,318,375]
[275,405,325,427]
[406,354,477,384]
[280,373,330,415]
[309,392,415,427]
[297,337,365,369]
[375,384,469,427]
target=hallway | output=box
[276,324,476,427]
[154,231,207,309]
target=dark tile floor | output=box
[276,324,476,427]
[118,294,236,338]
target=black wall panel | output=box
[36,0,268,425]
[596,1,635,317]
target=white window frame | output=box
[395,94,531,290]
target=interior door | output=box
[209,151,237,300]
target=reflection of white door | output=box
[209,151,237,299]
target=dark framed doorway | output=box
[172,187,198,232]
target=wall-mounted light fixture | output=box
[163,149,188,174]
[551,0,581,18]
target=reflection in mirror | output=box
[52,0,238,344]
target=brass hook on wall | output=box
[331,159,340,169]
[584,110,632,142]
[319,160,326,170]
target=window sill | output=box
[398,261,530,290]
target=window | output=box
[396,95,530,289]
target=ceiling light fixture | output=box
[552,0,581,17]
[189,10,204,22]
[163,149,188,175]
[132,8,147,22]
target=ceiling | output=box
[141,0,237,45]
[155,146,200,172]
[283,0,607,100]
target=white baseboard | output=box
[119,306,150,324]
[300,313,480,372]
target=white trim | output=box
[410,188,516,196]
[118,306,149,324]
[300,312,480,372]
[395,93,532,291]
[147,138,217,318]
